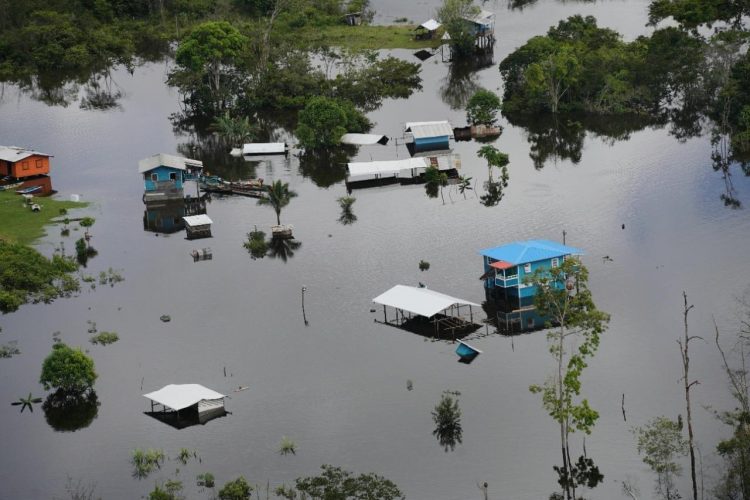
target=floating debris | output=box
[160,315,171,323]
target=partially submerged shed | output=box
[183,214,213,239]
[144,384,225,414]
[404,121,454,152]
[373,285,480,339]
[346,154,460,184]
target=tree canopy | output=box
[40,343,97,394]
[295,96,371,149]
[275,465,403,500]
[466,89,502,125]
[0,240,79,314]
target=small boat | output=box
[455,341,482,360]
[16,185,42,195]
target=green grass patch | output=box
[296,24,443,50]
[0,191,88,245]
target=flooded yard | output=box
[1,1,750,499]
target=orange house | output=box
[0,146,52,179]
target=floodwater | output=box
[1,1,750,499]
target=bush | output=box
[40,343,97,394]
[218,476,252,500]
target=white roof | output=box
[404,121,454,139]
[242,143,287,155]
[183,214,213,227]
[419,19,441,31]
[144,384,225,411]
[0,146,51,162]
[347,157,428,179]
[373,285,479,318]
[340,133,388,145]
[138,153,203,173]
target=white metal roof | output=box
[373,285,479,318]
[340,133,388,145]
[0,146,51,162]
[347,157,428,179]
[143,384,225,411]
[242,143,287,155]
[466,9,495,26]
[419,19,441,31]
[183,214,213,227]
[404,121,454,139]
[138,153,203,173]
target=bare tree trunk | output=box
[679,291,699,500]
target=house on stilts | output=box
[479,239,583,333]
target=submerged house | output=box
[139,153,203,201]
[404,121,454,153]
[480,240,583,330]
[143,384,226,429]
[462,9,495,49]
[0,146,52,180]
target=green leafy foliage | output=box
[0,240,79,313]
[279,436,297,455]
[275,465,403,500]
[39,343,97,394]
[218,476,253,500]
[296,96,371,149]
[257,179,297,225]
[197,472,216,488]
[131,448,165,479]
[466,89,502,125]
[527,257,609,499]
[436,0,481,56]
[635,416,687,500]
[419,260,430,271]
[337,196,357,225]
[89,331,119,346]
[477,145,510,207]
[149,479,183,500]
[0,341,21,358]
[244,228,269,259]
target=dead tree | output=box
[678,291,700,500]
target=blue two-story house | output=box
[139,153,203,202]
[480,239,583,306]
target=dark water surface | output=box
[2,1,750,499]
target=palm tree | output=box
[257,180,297,225]
[11,393,43,413]
[458,175,473,199]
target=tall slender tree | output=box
[257,179,297,225]
[678,291,700,500]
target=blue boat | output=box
[455,341,482,360]
[15,185,41,195]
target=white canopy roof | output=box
[404,121,454,139]
[373,285,479,318]
[340,133,388,145]
[183,214,213,227]
[138,153,203,173]
[0,146,51,162]
[143,384,225,411]
[419,19,441,31]
[242,143,287,155]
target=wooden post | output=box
[383,305,387,323]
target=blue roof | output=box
[479,240,583,265]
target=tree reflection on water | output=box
[43,390,99,433]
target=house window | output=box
[551,258,559,268]
[527,317,535,328]
[169,172,177,181]
[36,159,43,169]
[21,162,29,170]
[151,173,158,181]
[524,263,531,273]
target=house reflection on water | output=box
[143,200,186,234]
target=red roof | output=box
[490,260,514,270]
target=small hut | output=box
[183,214,213,239]
[403,121,454,152]
[143,384,226,429]
[415,19,441,40]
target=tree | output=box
[466,89,502,125]
[525,47,581,114]
[678,292,700,500]
[257,179,297,225]
[275,465,403,500]
[635,416,688,500]
[218,476,252,500]
[172,21,248,113]
[424,166,449,204]
[436,0,480,57]
[79,217,95,247]
[40,343,97,394]
[477,145,509,205]
[0,241,79,314]
[295,96,371,150]
[432,390,463,451]
[528,258,610,500]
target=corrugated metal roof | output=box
[0,146,52,162]
[138,153,203,173]
[183,214,213,227]
[479,240,583,264]
[347,157,428,179]
[143,384,225,411]
[340,133,389,145]
[404,121,454,140]
[373,285,479,318]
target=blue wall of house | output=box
[143,166,185,191]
